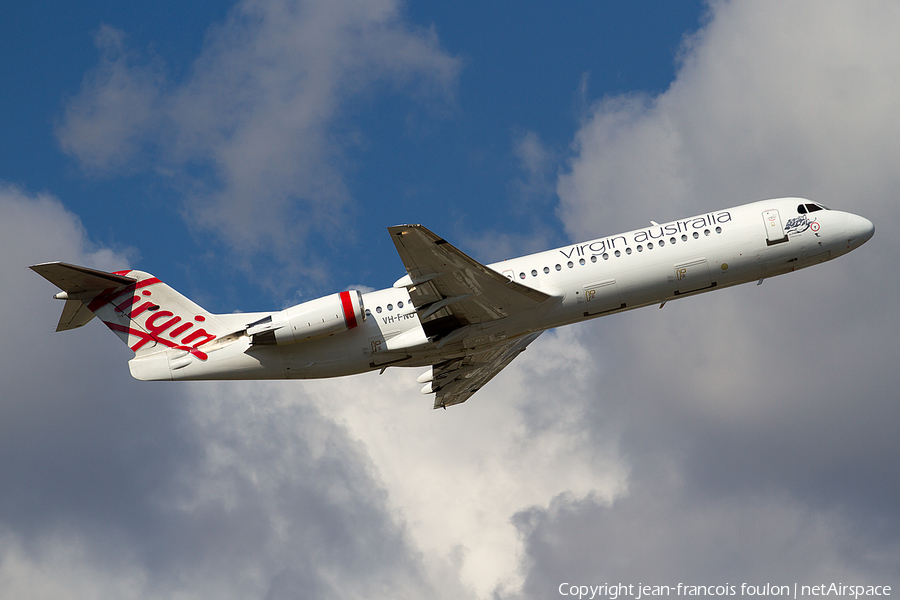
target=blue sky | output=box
[1,1,702,308]
[3,1,900,598]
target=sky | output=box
[1,1,899,598]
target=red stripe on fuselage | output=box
[339,291,358,329]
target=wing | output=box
[388,224,552,341]
[387,224,556,408]
[427,331,542,409]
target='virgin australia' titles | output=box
[561,211,732,259]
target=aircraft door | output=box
[674,259,712,294]
[368,333,411,367]
[583,279,622,315]
[762,209,788,245]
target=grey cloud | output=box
[513,0,900,594]
[508,481,870,599]
[0,186,183,537]
[0,185,459,599]
[500,297,899,596]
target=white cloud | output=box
[294,326,628,596]
[559,0,900,239]
[512,130,557,204]
[56,26,167,174]
[558,94,692,235]
[57,0,461,265]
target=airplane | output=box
[31,197,874,409]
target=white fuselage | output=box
[157,198,874,381]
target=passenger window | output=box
[567,261,574,268]
[592,255,598,262]
[659,240,665,247]
[693,232,699,239]
[625,247,632,255]
[681,234,688,242]
[555,264,562,271]
[602,253,609,260]
[376,306,382,314]
[614,250,621,257]
[670,237,677,244]
[579,258,585,266]
[387,304,393,311]
[647,242,653,249]
[398,301,404,308]
[715,226,722,234]
[531,269,538,277]
[704,229,710,236]
[543,266,550,274]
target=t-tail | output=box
[30,262,233,375]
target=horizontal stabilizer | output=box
[30,262,135,293]
[30,262,136,332]
[56,298,97,331]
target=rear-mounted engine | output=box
[247,290,366,345]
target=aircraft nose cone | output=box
[846,213,874,249]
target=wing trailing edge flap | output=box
[388,224,553,341]
[429,331,542,409]
[29,262,136,332]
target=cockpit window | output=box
[799,203,829,214]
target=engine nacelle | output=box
[248,291,366,345]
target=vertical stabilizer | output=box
[30,262,230,360]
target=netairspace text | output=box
[557,582,892,600]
